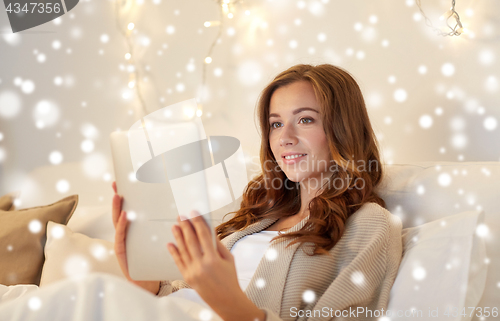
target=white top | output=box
[231,230,279,291]
[167,230,279,307]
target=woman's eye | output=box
[270,118,313,129]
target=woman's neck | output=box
[298,173,332,214]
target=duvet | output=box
[0,273,222,321]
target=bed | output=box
[0,161,498,321]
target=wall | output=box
[0,0,499,196]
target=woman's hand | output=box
[167,211,266,321]
[112,181,160,295]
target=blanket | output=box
[0,273,222,321]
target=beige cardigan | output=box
[157,202,403,321]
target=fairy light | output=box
[204,21,221,27]
[115,0,148,117]
[416,0,465,36]
[113,0,247,119]
[198,0,244,116]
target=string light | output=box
[198,0,244,115]
[115,0,148,117]
[204,21,221,27]
[416,0,465,37]
[113,0,246,118]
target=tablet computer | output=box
[110,124,217,281]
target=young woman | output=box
[112,63,403,321]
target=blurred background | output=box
[0,0,499,197]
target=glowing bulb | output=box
[128,81,135,88]
[125,53,131,60]
[204,57,212,64]
[196,109,202,117]
[228,13,233,19]
[439,10,452,21]
[204,21,211,27]
[245,10,250,15]
[127,23,135,30]
[223,0,229,3]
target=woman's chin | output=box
[284,174,307,183]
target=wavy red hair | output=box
[215,64,386,255]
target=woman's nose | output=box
[279,125,298,146]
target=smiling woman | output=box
[217,64,389,252]
[113,64,403,321]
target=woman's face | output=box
[269,80,333,186]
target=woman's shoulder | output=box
[346,202,402,232]
[333,202,402,255]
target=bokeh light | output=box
[441,63,455,77]
[33,100,60,128]
[302,289,316,303]
[393,89,408,102]
[0,90,21,119]
[56,179,70,193]
[49,151,63,165]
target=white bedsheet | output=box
[0,273,222,321]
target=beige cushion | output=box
[0,195,78,286]
[40,221,125,287]
[0,193,16,211]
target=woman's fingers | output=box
[112,194,123,229]
[174,216,203,262]
[171,221,191,265]
[167,242,186,272]
[216,235,233,261]
[114,211,130,277]
[111,181,123,229]
[189,214,216,258]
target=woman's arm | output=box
[167,212,266,321]
[304,207,403,319]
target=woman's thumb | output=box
[216,236,232,260]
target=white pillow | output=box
[40,222,125,287]
[387,210,488,321]
[66,205,115,242]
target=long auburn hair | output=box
[216,64,386,256]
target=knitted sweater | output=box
[157,202,403,321]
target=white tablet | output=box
[110,127,217,281]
